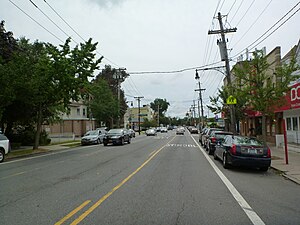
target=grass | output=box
[7,148,48,159]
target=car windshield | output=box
[85,130,98,136]
[108,129,123,134]
[234,136,263,146]
[215,133,232,139]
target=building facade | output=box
[42,100,96,137]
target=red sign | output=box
[275,81,300,112]
[290,82,300,108]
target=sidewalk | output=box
[269,143,300,185]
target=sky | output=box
[1,0,300,118]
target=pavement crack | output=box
[175,202,185,225]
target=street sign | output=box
[226,95,237,105]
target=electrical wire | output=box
[229,0,245,23]
[9,0,64,43]
[42,0,122,68]
[29,0,74,42]
[230,0,273,49]
[231,1,300,59]
[235,0,256,27]
[128,61,223,75]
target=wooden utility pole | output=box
[195,70,206,130]
[208,12,237,133]
[134,96,144,135]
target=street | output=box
[1,130,300,225]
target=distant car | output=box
[81,130,106,145]
[145,128,157,136]
[161,127,168,133]
[128,129,136,138]
[202,128,223,147]
[190,127,198,134]
[156,127,161,132]
[0,134,10,163]
[176,127,185,135]
[214,135,271,171]
[103,128,131,146]
[206,131,233,155]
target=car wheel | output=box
[128,138,131,144]
[213,151,218,160]
[0,149,5,163]
[208,146,213,155]
[103,142,107,146]
[121,138,125,145]
[260,167,269,171]
[97,139,100,144]
[223,153,229,169]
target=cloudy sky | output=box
[1,0,300,118]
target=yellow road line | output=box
[0,171,26,180]
[69,136,176,225]
[148,149,157,157]
[54,200,91,225]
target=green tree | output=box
[96,65,129,126]
[232,50,299,142]
[88,78,119,128]
[150,98,169,116]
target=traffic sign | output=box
[226,95,237,105]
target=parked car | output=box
[190,127,198,134]
[0,134,10,163]
[176,127,185,135]
[199,127,208,145]
[202,128,223,147]
[128,129,136,138]
[206,131,233,155]
[145,128,157,136]
[161,127,168,133]
[81,130,106,145]
[214,135,271,171]
[103,128,131,146]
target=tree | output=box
[232,50,299,142]
[150,98,169,115]
[88,78,119,128]
[96,65,129,126]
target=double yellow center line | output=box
[55,136,176,225]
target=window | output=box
[77,108,80,116]
[83,108,86,116]
[292,117,298,131]
[286,118,291,130]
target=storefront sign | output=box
[291,84,300,108]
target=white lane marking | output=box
[191,135,265,225]
[1,146,91,165]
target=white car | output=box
[0,134,10,163]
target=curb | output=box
[270,166,300,185]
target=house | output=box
[123,105,154,130]
[42,99,96,138]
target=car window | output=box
[234,136,263,146]
[0,134,8,140]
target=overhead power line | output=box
[9,0,64,42]
[232,1,300,59]
[128,62,223,75]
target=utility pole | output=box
[191,101,197,126]
[208,12,237,133]
[113,68,126,128]
[195,70,206,130]
[157,104,162,126]
[134,96,144,135]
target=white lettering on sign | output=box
[291,85,300,101]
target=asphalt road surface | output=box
[1,129,300,225]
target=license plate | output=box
[249,149,256,154]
